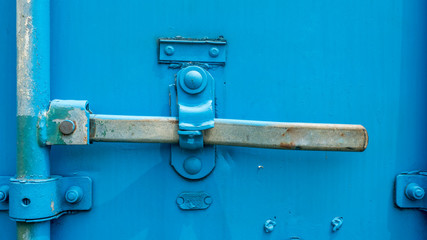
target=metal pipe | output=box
[16,0,51,238]
[90,115,368,151]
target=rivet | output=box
[176,197,185,205]
[183,157,202,175]
[164,45,175,56]
[331,217,343,232]
[264,219,276,233]
[405,183,425,200]
[59,120,75,135]
[65,186,83,204]
[0,185,9,202]
[204,196,213,205]
[209,47,220,57]
[184,70,203,90]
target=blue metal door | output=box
[1,0,427,239]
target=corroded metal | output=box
[16,0,51,238]
[90,115,368,152]
[44,100,90,145]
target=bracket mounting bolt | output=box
[209,47,220,57]
[184,71,204,90]
[183,157,202,175]
[59,120,76,135]
[0,185,9,202]
[164,45,175,56]
[405,183,425,200]
[65,186,83,204]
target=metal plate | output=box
[158,38,227,64]
[395,173,427,209]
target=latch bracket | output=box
[43,100,91,145]
[169,65,217,180]
[0,176,92,222]
[395,171,427,210]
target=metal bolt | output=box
[209,47,220,57]
[59,120,76,135]
[183,157,202,175]
[65,186,83,204]
[183,70,204,90]
[405,183,425,200]
[164,45,175,56]
[0,185,9,202]
[331,217,343,232]
[264,219,276,233]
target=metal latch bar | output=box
[89,115,368,152]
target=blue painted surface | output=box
[1,0,427,239]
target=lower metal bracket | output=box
[170,65,216,180]
[0,176,92,222]
[395,171,427,210]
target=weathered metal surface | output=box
[89,115,368,151]
[44,100,90,145]
[16,0,51,238]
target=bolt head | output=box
[184,71,203,90]
[0,191,5,202]
[406,183,425,200]
[183,157,202,175]
[209,47,220,57]
[164,45,175,56]
[65,186,83,204]
[66,190,79,203]
[59,120,76,135]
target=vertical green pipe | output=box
[16,0,51,238]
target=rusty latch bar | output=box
[89,115,368,152]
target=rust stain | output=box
[280,142,296,149]
[51,200,55,212]
[340,133,345,137]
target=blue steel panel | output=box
[1,0,427,240]
[0,0,17,239]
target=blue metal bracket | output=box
[0,176,92,222]
[158,37,227,64]
[176,191,212,210]
[169,65,216,180]
[395,171,427,210]
[43,100,91,145]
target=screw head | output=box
[183,157,202,175]
[59,120,76,135]
[405,183,425,200]
[184,70,204,90]
[164,45,175,56]
[209,47,220,57]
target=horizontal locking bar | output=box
[90,115,368,151]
